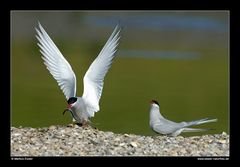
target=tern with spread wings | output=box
[35,22,121,126]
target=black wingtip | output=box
[114,20,123,33]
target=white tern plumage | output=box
[35,22,121,125]
[149,100,217,136]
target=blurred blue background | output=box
[11,11,229,136]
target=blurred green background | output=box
[11,11,229,136]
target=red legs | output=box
[73,120,88,128]
[81,120,88,128]
[71,120,98,130]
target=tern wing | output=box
[152,119,183,135]
[82,25,121,117]
[36,22,77,100]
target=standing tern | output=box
[35,22,121,126]
[149,100,217,136]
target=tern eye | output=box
[67,97,77,104]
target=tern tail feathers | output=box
[182,128,211,133]
[185,118,217,127]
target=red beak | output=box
[67,104,72,109]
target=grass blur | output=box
[11,11,229,136]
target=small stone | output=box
[171,151,178,156]
[119,143,125,146]
[218,140,226,144]
[12,133,21,137]
[67,124,74,127]
[60,129,65,133]
[208,139,213,143]
[177,136,184,140]
[130,142,138,148]
[73,124,79,128]
[114,137,121,142]
[222,132,227,135]
[49,125,56,130]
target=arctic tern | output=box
[149,100,217,136]
[35,22,121,126]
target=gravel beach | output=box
[11,125,229,156]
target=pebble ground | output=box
[11,125,229,156]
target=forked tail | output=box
[186,118,217,127]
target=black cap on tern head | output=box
[67,97,77,104]
[150,100,159,106]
